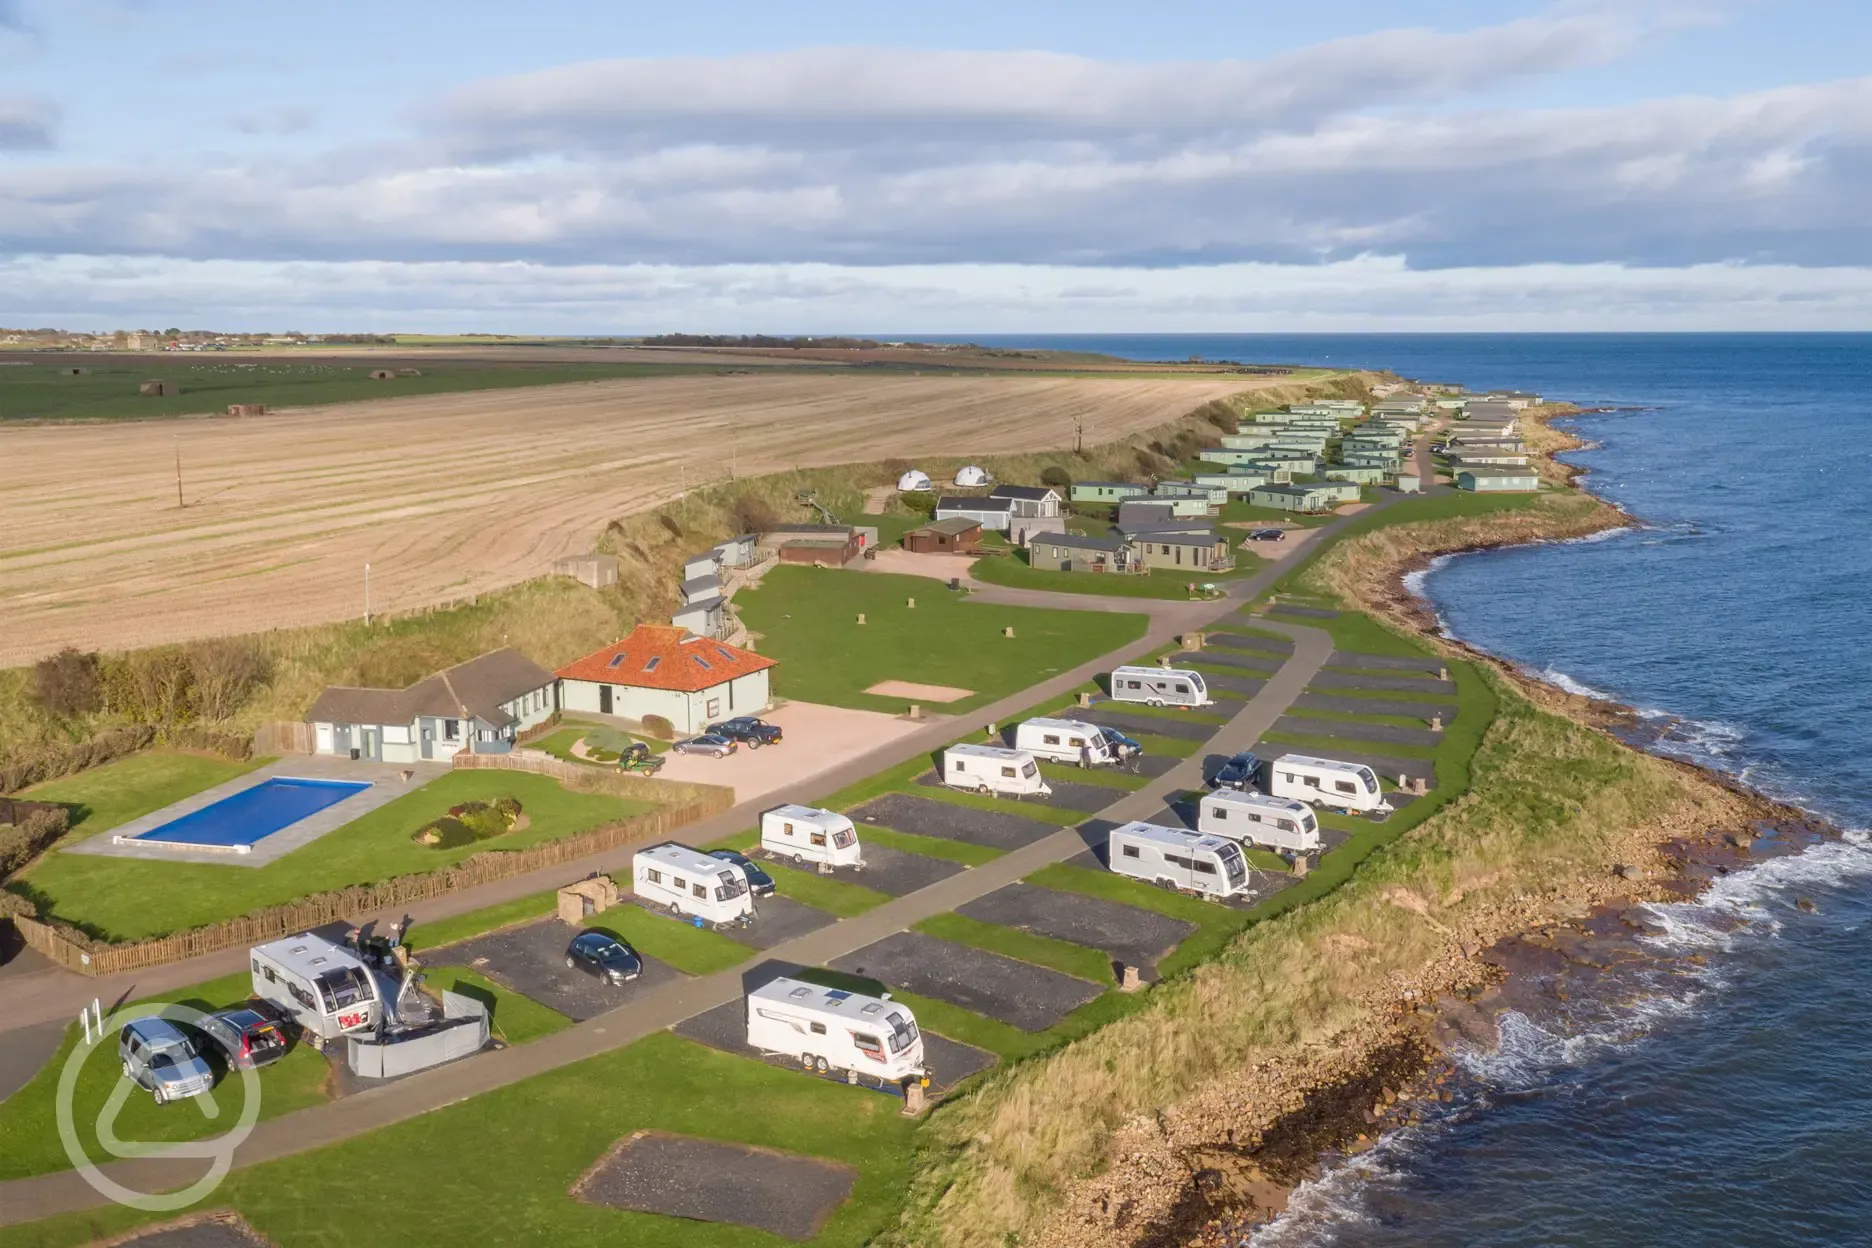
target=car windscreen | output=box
[597,942,632,964]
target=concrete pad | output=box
[65,756,447,868]
[103,1214,274,1247]
[1077,708,1215,742]
[832,930,1103,1032]
[1309,671,1458,696]
[651,701,931,804]
[0,1017,69,1106]
[738,895,838,950]
[1205,631,1294,654]
[1273,714,1442,748]
[1327,650,1446,674]
[1188,650,1282,674]
[957,883,1195,978]
[1268,604,1339,619]
[864,679,973,703]
[673,1000,997,1096]
[1294,692,1453,720]
[850,792,1062,850]
[574,1131,855,1241]
[833,842,965,896]
[1197,673,1266,698]
[428,917,686,1022]
[859,547,978,584]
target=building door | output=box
[599,685,613,715]
[361,728,379,761]
[420,726,433,760]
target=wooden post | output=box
[908,704,922,720]
[1438,667,1449,681]
[1429,714,1443,732]
[1077,691,1093,708]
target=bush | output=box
[640,714,674,741]
[898,491,938,518]
[30,648,101,719]
[0,726,157,794]
[419,798,521,847]
[413,816,477,849]
[0,808,73,880]
[1039,465,1072,490]
[185,639,271,721]
[100,648,195,726]
[726,493,780,535]
[0,890,35,918]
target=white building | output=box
[556,624,775,734]
[303,648,558,762]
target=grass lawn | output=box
[18,771,650,942]
[1022,865,1258,978]
[914,913,1114,985]
[1287,707,1442,730]
[1036,761,1148,791]
[0,972,331,1182]
[733,566,1148,715]
[1259,730,1437,759]
[1218,500,1334,527]
[22,751,268,845]
[0,1031,922,1248]
[856,824,1006,867]
[421,967,572,1046]
[758,859,892,917]
[585,899,760,975]
[968,552,1256,600]
[403,889,557,953]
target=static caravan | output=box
[760,804,862,868]
[1193,472,1268,494]
[1014,717,1116,767]
[1197,790,1322,853]
[1071,480,1150,504]
[1249,411,1299,425]
[251,933,382,1042]
[1110,664,1212,708]
[942,744,1052,797]
[1108,822,1251,900]
[1456,469,1541,493]
[1267,754,1390,814]
[1323,464,1386,485]
[632,841,755,926]
[1198,448,1268,466]
[1220,433,1279,450]
[747,977,926,1082]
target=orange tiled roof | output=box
[555,624,776,692]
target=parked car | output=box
[708,717,783,747]
[118,1017,215,1105]
[564,930,642,984]
[1211,750,1263,791]
[672,733,738,758]
[197,1007,289,1070]
[1098,726,1143,761]
[710,849,775,896]
[1246,528,1287,543]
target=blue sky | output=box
[1,0,1869,331]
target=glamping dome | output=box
[953,465,992,487]
[896,469,933,492]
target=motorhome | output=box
[1107,821,1250,900]
[250,933,382,1042]
[1197,790,1322,853]
[632,841,755,926]
[760,804,863,868]
[746,976,927,1083]
[941,743,1053,797]
[1013,717,1115,768]
[1109,664,1212,708]
[1266,753,1390,814]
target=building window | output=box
[444,719,459,740]
[706,697,721,719]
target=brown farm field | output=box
[0,371,1276,664]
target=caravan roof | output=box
[946,743,1031,763]
[750,976,901,1018]
[636,841,738,875]
[251,932,366,979]
[766,803,852,828]
[1274,754,1374,777]
[1111,820,1237,855]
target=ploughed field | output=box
[0,372,1246,664]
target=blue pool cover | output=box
[133,777,372,847]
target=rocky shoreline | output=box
[1036,403,1841,1248]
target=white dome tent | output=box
[953,465,993,487]
[896,469,933,492]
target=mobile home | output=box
[1456,469,1541,493]
[1109,664,1212,708]
[1266,754,1390,814]
[760,804,862,868]
[1197,790,1322,853]
[746,977,926,1082]
[1108,822,1251,900]
[251,933,382,1042]
[941,743,1053,797]
[632,841,755,925]
[1014,717,1115,767]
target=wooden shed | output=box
[903,517,983,554]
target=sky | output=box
[1,0,1870,333]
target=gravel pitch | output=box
[1268,604,1339,619]
[1189,650,1282,673]
[851,792,1062,849]
[576,1131,856,1241]
[1078,708,1216,742]
[1327,650,1446,674]
[737,894,839,950]
[1294,692,1453,720]
[1274,714,1443,748]
[912,771,1111,813]
[958,882,1195,977]
[112,1216,273,1248]
[1205,631,1294,654]
[673,999,998,1095]
[832,931,1104,1032]
[1309,671,1458,696]
[429,917,686,1021]
[1256,742,1437,787]
[843,842,967,895]
[1198,672,1266,698]
[1130,754,1181,778]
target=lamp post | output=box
[364,562,371,626]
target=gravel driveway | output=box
[575,1131,855,1241]
[1274,714,1443,748]
[957,882,1195,978]
[428,918,685,1021]
[831,930,1104,1032]
[850,792,1061,850]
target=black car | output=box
[197,1007,289,1070]
[710,849,775,897]
[1211,750,1262,790]
[564,930,642,984]
[1098,726,1143,761]
[708,717,783,747]
[1246,528,1287,543]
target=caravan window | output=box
[886,1010,919,1052]
[1359,768,1378,793]
[952,759,965,772]
[1124,680,1142,690]
[1193,860,1217,875]
[1000,766,1017,778]
[810,831,827,847]
[833,828,855,849]
[810,1022,827,1035]
[854,1033,885,1060]
[1174,684,1190,695]
[1335,780,1357,795]
[1121,844,1141,859]
[781,823,796,837]
[1302,775,1321,789]
[1043,734,1061,746]
[263,966,277,983]
[1210,807,1228,821]
[672,875,686,891]
[1021,763,1038,779]
[692,883,707,899]
[644,868,663,886]
[1165,853,1191,869]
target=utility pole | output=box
[174,438,184,508]
[364,562,371,626]
[1074,419,1084,455]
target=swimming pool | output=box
[130,777,372,850]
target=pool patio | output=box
[65,756,449,868]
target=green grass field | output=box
[0,360,745,423]
[733,566,1148,714]
[16,770,649,941]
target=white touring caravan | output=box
[941,744,1053,798]
[250,933,382,1042]
[746,976,928,1083]
[761,804,863,869]
[1013,717,1115,768]
[1197,790,1322,853]
[632,841,755,926]
[1107,821,1250,900]
[1267,753,1390,814]
[1109,664,1213,709]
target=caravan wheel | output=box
[814,1056,830,1074]
[802,1052,815,1068]
[794,853,806,867]
[1155,878,1179,892]
[977,783,991,796]
[1146,698,1164,708]
[667,902,682,917]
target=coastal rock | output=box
[1615,864,1644,881]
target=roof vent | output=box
[789,985,811,998]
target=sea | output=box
[944,334,1872,1246]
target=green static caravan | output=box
[1456,468,1542,493]
[1344,431,1404,448]
[1192,471,1270,494]
[1028,530,1142,574]
[1220,432,1280,450]
[1321,464,1388,485]
[1285,417,1345,432]
[1199,447,1273,467]
[1371,417,1419,433]
[1340,451,1401,470]
[1248,411,1300,425]
[1071,480,1152,504]
[1247,482,1345,513]
[1272,437,1331,454]
[1448,451,1531,469]
[1152,481,1226,512]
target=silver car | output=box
[119,1017,215,1105]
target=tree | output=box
[1039,465,1072,490]
[186,639,272,721]
[29,648,102,718]
[725,493,780,534]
